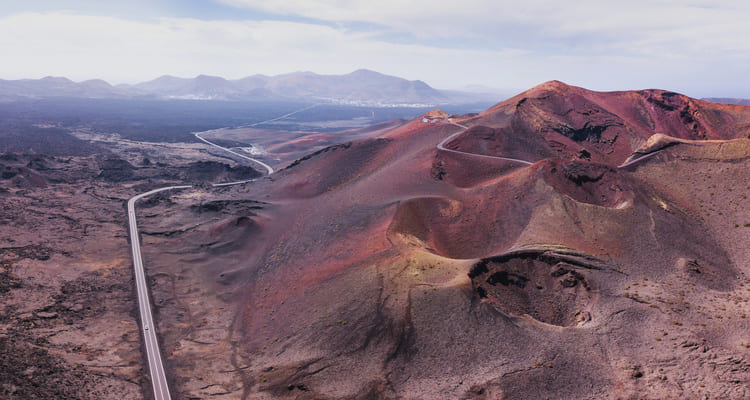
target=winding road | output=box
[193,103,320,175]
[194,132,274,175]
[127,186,190,400]
[126,105,308,399]
[127,170,268,400]
[440,120,668,169]
[438,121,534,165]
[617,151,661,169]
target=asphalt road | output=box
[437,121,534,165]
[127,111,286,398]
[127,185,190,400]
[194,132,275,175]
[193,102,320,175]
[440,119,682,170]
[617,149,669,168]
[441,119,681,172]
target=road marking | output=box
[128,185,190,400]
[193,103,320,175]
[194,132,274,175]
[127,106,297,398]
[437,121,534,165]
[617,150,662,168]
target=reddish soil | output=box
[456,80,750,165]
[133,82,750,398]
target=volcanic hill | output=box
[138,81,750,399]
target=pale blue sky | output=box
[2,0,749,97]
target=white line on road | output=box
[193,103,321,175]
[194,132,274,175]
[617,150,663,168]
[128,185,190,400]
[437,121,534,165]
[127,106,298,398]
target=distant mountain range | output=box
[702,97,750,106]
[0,70,480,106]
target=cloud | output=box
[0,10,749,97]
[0,12,523,87]
[216,0,750,57]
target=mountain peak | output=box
[195,74,226,81]
[349,69,383,77]
[528,80,579,93]
[40,76,74,84]
[80,79,113,88]
[149,75,182,82]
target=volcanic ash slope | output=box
[160,81,750,399]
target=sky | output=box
[2,0,750,97]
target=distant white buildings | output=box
[239,145,267,156]
[315,96,438,108]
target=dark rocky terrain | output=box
[0,149,146,399]
[0,122,275,399]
